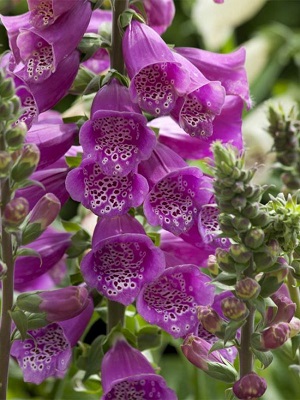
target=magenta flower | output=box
[66,158,148,217]
[10,297,93,384]
[170,52,226,138]
[138,0,175,35]
[123,20,190,116]
[81,215,165,305]
[265,291,296,325]
[137,264,215,338]
[101,338,177,400]
[80,80,156,177]
[175,47,251,109]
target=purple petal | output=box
[81,233,165,305]
[10,323,71,384]
[66,159,149,217]
[143,0,175,35]
[198,203,230,248]
[137,264,215,338]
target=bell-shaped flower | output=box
[80,80,156,177]
[81,214,165,306]
[82,9,111,74]
[136,264,215,338]
[28,0,80,29]
[265,289,296,326]
[139,143,212,235]
[101,338,177,400]
[175,46,251,109]
[10,297,93,384]
[66,158,148,217]
[170,52,226,138]
[123,20,190,116]
[134,0,175,35]
[14,227,71,290]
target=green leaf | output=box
[224,319,246,344]
[206,361,238,383]
[252,348,273,369]
[10,309,28,341]
[209,339,235,354]
[250,296,266,319]
[291,335,300,358]
[83,75,104,95]
[67,230,91,258]
[61,220,83,232]
[78,33,104,62]
[70,271,85,286]
[70,67,97,95]
[212,272,237,286]
[137,326,161,351]
[147,232,161,247]
[83,335,106,381]
[12,179,45,191]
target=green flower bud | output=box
[207,255,219,276]
[3,197,29,229]
[218,214,235,236]
[0,77,15,100]
[221,297,249,321]
[0,151,12,177]
[5,122,27,149]
[231,216,251,232]
[241,203,260,219]
[11,143,40,182]
[244,228,265,249]
[216,248,235,273]
[230,244,252,264]
[250,212,271,228]
[291,259,300,280]
[259,257,289,297]
[231,195,247,211]
[235,277,261,300]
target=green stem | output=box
[239,304,255,377]
[106,0,128,334]
[0,177,14,400]
[287,271,300,319]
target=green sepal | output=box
[89,0,104,11]
[61,220,83,232]
[66,154,83,168]
[147,232,161,247]
[252,348,273,369]
[209,339,236,354]
[11,179,45,191]
[136,325,161,351]
[78,33,104,62]
[119,9,145,31]
[249,296,266,320]
[224,319,246,344]
[70,67,97,95]
[16,292,42,313]
[225,388,235,400]
[21,222,44,245]
[10,309,29,341]
[212,272,237,286]
[101,69,130,88]
[26,313,49,330]
[67,229,91,258]
[83,75,104,95]
[206,360,238,383]
[129,0,148,22]
[70,271,85,286]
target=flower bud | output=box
[0,261,7,280]
[216,248,235,273]
[230,244,252,264]
[16,286,90,322]
[244,228,265,249]
[197,306,224,336]
[231,195,247,211]
[218,214,235,235]
[3,197,29,229]
[0,151,12,177]
[0,76,15,100]
[11,143,40,182]
[207,254,219,275]
[258,322,291,351]
[241,203,260,219]
[259,257,289,297]
[22,194,61,245]
[265,293,295,325]
[235,277,261,300]
[289,317,300,338]
[250,211,271,228]
[233,373,267,400]
[221,297,249,321]
[5,122,27,149]
[231,216,251,232]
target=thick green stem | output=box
[106,0,128,334]
[239,304,255,377]
[0,175,14,399]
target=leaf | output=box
[250,296,266,319]
[83,335,106,381]
[137,326,161,351]
[67,230,91,258]
[70,271,85,286]
[209,339,235,354]
[291,335,300,358]
[224,319,246,344]
[66,154,83,168]
[12,179,45,191]
[83,75,103,95]
[10,309,28,341]
[61,220,83,232]
[252,348,273,369]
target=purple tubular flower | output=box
[26,119,77,170]
[27,0,80,29]
[265,292,296,325]
[81,215,165,305]
[10,298,93,384]
[233,373,267,400]
[101,338,177,400]
[142,0,175,35]
[82,9,111,74]
[137,264,215,338]
[123,20,190,116]
[170,52,226,138]
[175,47,251,109]
[66,158,148,217]
[80,80,156,177]
[14,228,71,289]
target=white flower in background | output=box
[192,0,267,50]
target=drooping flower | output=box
[101,338,177,400]
[81,214,165,305]
[123,20,190,116]
[135,0,175,35]
[80,79,156,177]
[66,158,149,217]
[140,142,212,235]
[10,297,93,384]
[137,264,215,338]
[175,46,251,108]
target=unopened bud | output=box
[250,211,271,228]
[235,277,260,300]
[3,197,29,229]
[216,248,235,273]
[207,255,219,275]
[241,203,260,219]
[259,257,290,297]
[5,122,27,149]
[0,151,12,177]
[197,306,224,335]
[266,293,295,325]
[289,317,300,338]
[233,373,267,400]
[218,214,235,235]
[11,143,40,181]
[231,216,251,232]
[244,228,265,249]
[258,322,291,351]
[230,244,252,264]
[0,77,15,99]
[22,193,61,245]
[221,297,249,321]
[231,195,247,211]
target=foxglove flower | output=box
[137,264,215,338]
[233,373,267,400]
[140,143,212,235]
[80,80,156,177]
[101,338,177,400]
[10,297,93,384]
[175,46,251,108]
[14,228,71,289]
[81,215,165,305]
[170,52,226,138]
[123,20,190,116]
[265,290,296,325]
[66,158,148,217]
